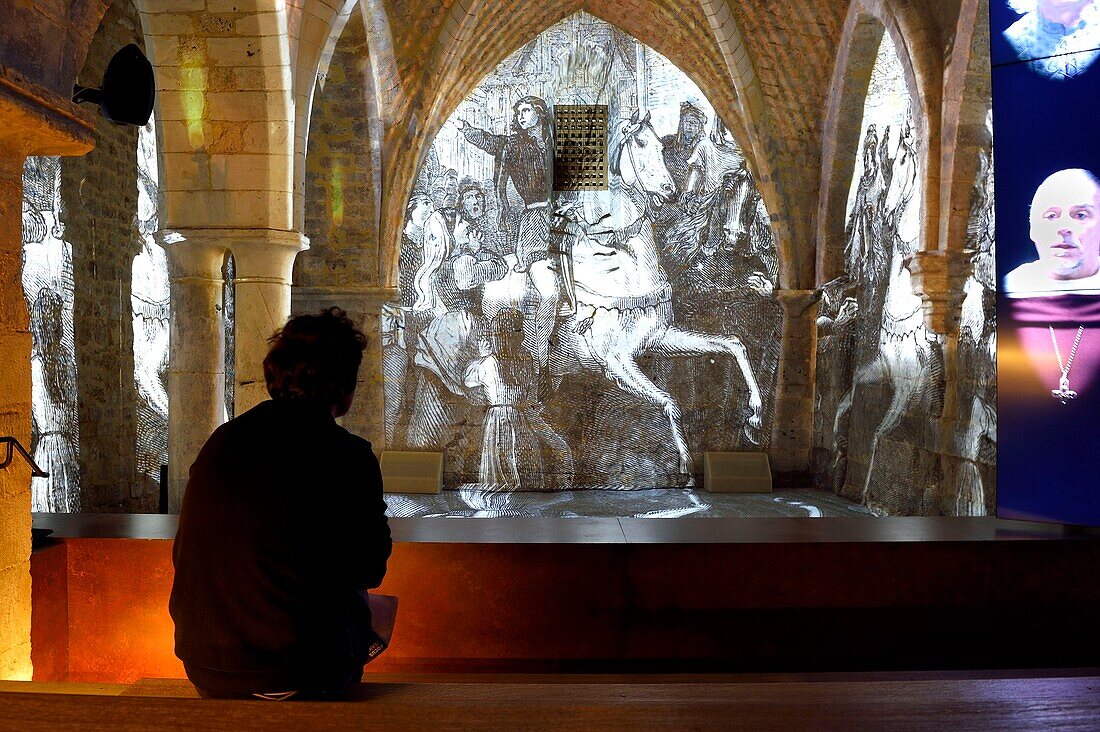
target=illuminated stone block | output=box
[380,451,443,494]
[703,452,771,493]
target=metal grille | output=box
[553,105,607,191]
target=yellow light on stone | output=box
[180,58,207,149]
[9,659,33,681]
[331,164,344,227]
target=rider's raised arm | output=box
[461,124,507,157]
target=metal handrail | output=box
[0,437,49,478]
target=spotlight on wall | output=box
[72,43,155,126]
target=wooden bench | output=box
[2,674,1098,730]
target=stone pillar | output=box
[769,289,820,485]
[0,72,94,678]
[160,232,227,513]
[228,230,309,415]
[0,155,35,681]
[292,286,397,450]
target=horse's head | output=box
[717,166,756,254]
[610,109,675,210]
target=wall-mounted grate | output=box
[553,104,608,191]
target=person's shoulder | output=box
[1003,260,1045,293]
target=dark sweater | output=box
[169,399,391,693]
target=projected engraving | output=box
[814,34,946,512]
[385,13,779,490]
[23,118,170,512]
[132,117,170,495]
[953,124,996,515]
[22,156,79,512]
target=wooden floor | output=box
[1,674,1098,730]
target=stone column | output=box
[228,230,309,415]
[0,155,36,680]
[769,289,820,485]
[0,74,94,678]
[160,232,227,513]
[292,286,397,450]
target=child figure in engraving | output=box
[464,309,573,490]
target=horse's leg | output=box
[603,354,694,480]
[860,350,920,503]
[652,326,763,428]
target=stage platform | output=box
[384,486,878,518]
[29,512,1100,683]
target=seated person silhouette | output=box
[170,307,391,700]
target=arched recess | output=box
[298,3,383,289]
[384,11,781,490]
[816,0,943,286]
[291,0,361,233]
[21,0,164,513]
[377,0,769,290]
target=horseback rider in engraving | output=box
[457,96,576,378]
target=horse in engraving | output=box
[659,163,776,297]
[831,123,943,505]
[482,110,763,480]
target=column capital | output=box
[156,229,228,279]
[230,230,309,285]
[773,289,820,318]
[906,249,968,335]
[158,227,309,284]
[0,70,95,158]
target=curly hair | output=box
[263,307,367,404]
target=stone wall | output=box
[61,0,154,511]
[299,11,377,292]
[810,4,995,516]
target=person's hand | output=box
[455,118,467,131]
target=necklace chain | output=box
[1049,325,1085,376]
[1049,325,1085,403]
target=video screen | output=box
[990,1,1100,79]
[992,1,1100,526]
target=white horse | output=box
[483,110,763,479]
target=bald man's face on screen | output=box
[1029,169,1100,281]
